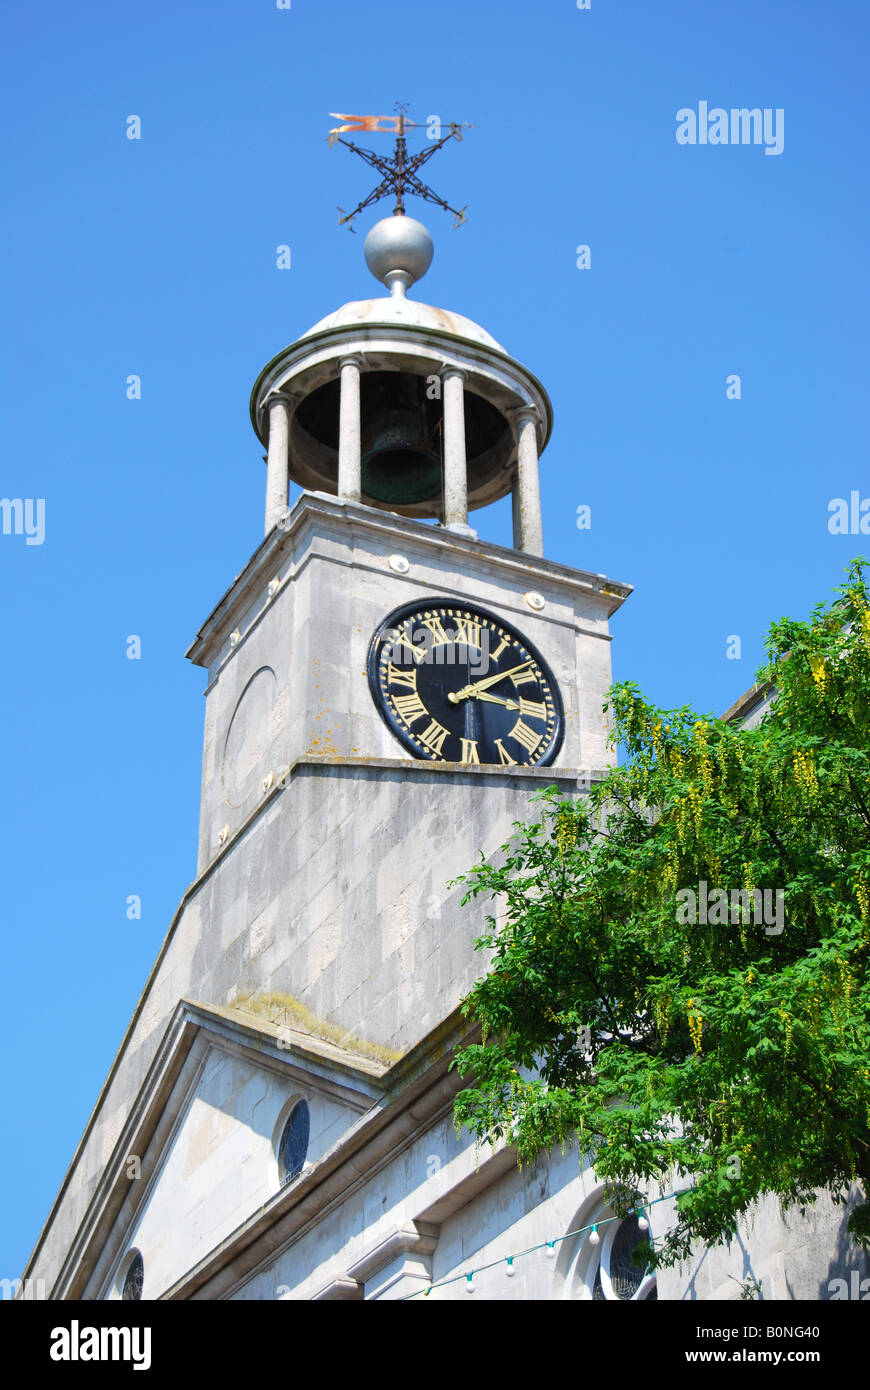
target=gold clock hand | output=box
[447,661,533,704]
[469,691,520,710]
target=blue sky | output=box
[2,0,868,1282]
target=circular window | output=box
[568,1208,657,1301]
[278,1100,310,1184]
[121,1250,144,1301]
[595,1216,656,1300]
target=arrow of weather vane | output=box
[327,104,471,231]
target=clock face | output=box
[368,598,564,766]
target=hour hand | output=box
[447,661,532,704]
[471,692,519,710]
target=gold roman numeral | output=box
[490,634,511,661]
[494,739,517,766]
[510,666,537,689]
[510,719,543,756]
[518,698,547,721]
[420,719,450,755]
[391,630,426,664]
[460,738,480,764]
[386,663,418,691]
[393,692,428,726]
[454,614,482,649]
[421,614,451,646]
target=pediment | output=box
[72,999,387,1300]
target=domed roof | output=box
[300,295,505,353]
[299,214,506,354]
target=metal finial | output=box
[363,215,434,296]
[327,104,470,231]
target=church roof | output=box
[300,295,506,353]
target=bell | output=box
[361,408,442,505]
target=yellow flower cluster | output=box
[778,1008,794,1056]
[693,722,714,795]
[808,653,827,693]
[655,995,671,1041]
[688,782,703,835]
[836,956,855,1003]
[664,839,680,893]
[793,748,818,795]
[687,1000,703,1053]
[555,807,578,857]
[715,736,732,788]
[802,988,822,1036]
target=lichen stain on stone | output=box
[233,989,402,1067]
[308,728,339,756]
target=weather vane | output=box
[327,102,470,231]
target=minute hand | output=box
[448,661,533,704]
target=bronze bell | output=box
[361,408,442,505]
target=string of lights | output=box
[401,1188,691,1299]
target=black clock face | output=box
[368,598,564,766]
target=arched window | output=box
[277,1100,310,1185]
[121,1249,144,1301]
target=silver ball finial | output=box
[364,214,433,297]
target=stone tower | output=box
[23,214,636,1302]
[185,213,630,1055]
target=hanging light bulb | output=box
[588,1225,600,1246]
[545,1241,556,1259]
[637,1208,649,1232]
[505,1257,516,1278]
[465,1273,475,1294]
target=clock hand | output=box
[447,660,533,704]
[469,691,520,710]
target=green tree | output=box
[452,561,870,1267]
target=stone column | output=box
[264,394,292,536]
[512,406,544,556]
[442,368,475,536]
[337,355,363,502]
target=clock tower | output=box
[185,211,631,1056]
